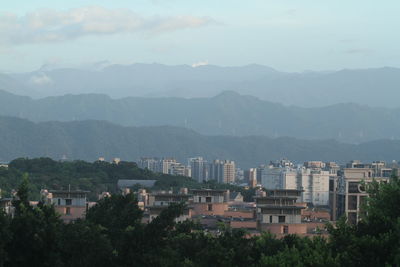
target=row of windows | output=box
[269,215,286,223]
[57,198,72,205]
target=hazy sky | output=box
[1,0,399,72]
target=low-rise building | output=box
[0,198,14,216]
[256,189,306,235]
[146,192,192,222]
[190,189,229,216]
[43,189,89,223]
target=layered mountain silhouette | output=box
[2,63,400,107]
[0,116,400,168]
[0,90,399,143]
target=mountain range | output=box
[2,63,400,107]
[1,116,400,168]
[0,89,399,143]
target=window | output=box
[269,216,273,223]
[198,197,202,202]
[65,207,71,215]
[347,196,358,210]
[348,182,361,193]
[282,225,289,234]
[278,216,285,223]
[207,204,213,211]
[348,212,357,225]
[57,199,61,205]
[206,197,212,203]
[65,199,72,206]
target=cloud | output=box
[0,6,215,45]
[192,60,209,68]
[29,73,53,85]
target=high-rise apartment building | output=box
[138,157,161,173]
[260,159,296,190]
[244,168,257,188]
[209,160,236,184]
[298,167,330,206]
[189,157,208,182]
[261,159,330,207]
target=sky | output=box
[1,0,399,72]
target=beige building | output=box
[256,189,306,234]
[146,192,192,222]
[209,160,236,184]
[335,162,392,224]
[190,189,229,216]
[43,189,89,223]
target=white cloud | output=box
[29,73,53,85]
[192,60,209,68]
[0,6,215,45]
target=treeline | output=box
[1,176,400,266]
[0,158,254,201]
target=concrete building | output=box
[261,160,330,207]
[190,189,229,216]
[168,162,191,177]
[43,189,89,223]
[0,198,13,216]
[335,161,392,224]
[138,157,161,173]
[244,168,257,188]
[147,192,192,222]
[209,160,236,184]
[298,167,330,206]
[261,163,297,190]
[189,157,208,182]
[256,189,306,234]
[160,158,177,174]
[260,159,295,189]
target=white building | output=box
[261,159,330,206]
[298,168,330,206]
[189,157,208,182]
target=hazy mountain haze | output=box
[2,64,400,107]
[0,89,400,143]
[1,116,400,168]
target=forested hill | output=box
[1,90,400,143]
[0,158,254,201]
[0,158,199,200]
[1,116,400,168]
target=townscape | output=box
[0,157,396,235]
[1,1,400,266]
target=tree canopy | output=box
[0,174,400,266]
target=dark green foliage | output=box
[59,220,114,267]
[0,158,253,201]
[2,170,400,266]
[0,157,201,200]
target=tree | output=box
[0,211,10,267]
[59,220,114,267]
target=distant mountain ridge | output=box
[1,63,400,107]
[0,116,400,168]
[0,90,399,143]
